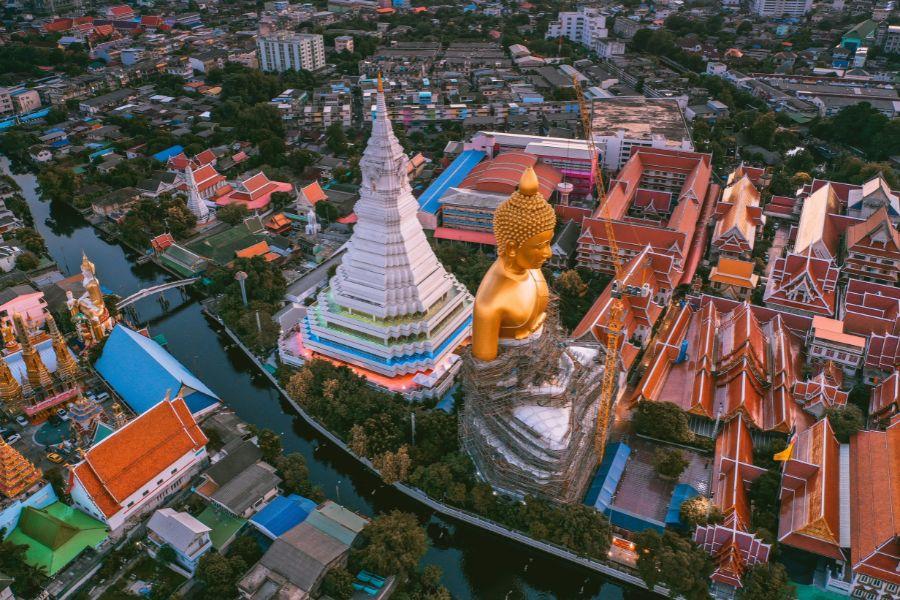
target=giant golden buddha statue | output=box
[472,167,556,362]
[460,167,603,505]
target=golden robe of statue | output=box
[471,167,557,361]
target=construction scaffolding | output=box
[460,305,606,504]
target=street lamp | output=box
[234,271,248,306]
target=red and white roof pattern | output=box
[764,251,839,317]
[841,279,900,338]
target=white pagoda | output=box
[183,165,211,223]
[299,87,473,400]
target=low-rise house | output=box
[0,245,22,272]
[806,316,867,376]
[147,507,213,574]
[238,522,352,598]
[91,186,140,218]
[196,439,280,518]
[68,397,208,535]
[136,172,179,198]
[0,284,48,330]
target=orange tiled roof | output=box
[870,371,899,419]
[845,205,900,251]
[713,174,762,254]
[267,213,291,229]
[849,425,899,585]
[841,279,900,338]
[710,258,758,289]
[778,418,844,561]
[460,151,562,198]
[235,241,271,259]
[301,181,327,204]
[72,398,206,517]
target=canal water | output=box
[3,157,638,600]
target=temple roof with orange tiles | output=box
[69,397,207,518]
[636,298,806,433]
[778,418,844,561]
[841,279,900,338]
[764,251,839,317]
[849,423,899,585]
[712,173,764,256]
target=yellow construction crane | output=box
[573,75,625,465]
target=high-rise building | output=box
[750,0,812,17]
[545,7,609,53]
[257,32,326,73]
[297,87,474,400]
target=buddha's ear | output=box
[505,240,517,257]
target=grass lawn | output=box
[98,555,186,599]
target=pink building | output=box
[0,285,48,331]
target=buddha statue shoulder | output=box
[471,167,556,362]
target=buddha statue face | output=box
[503,230,554,273]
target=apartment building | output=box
[546,7,610,54]
[750,0,812,17]
[257,32,326,72]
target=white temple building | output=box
[294,88,474,400]
[183,165,211,223]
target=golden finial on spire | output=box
[519,166,539,196]
[377,71,384,93]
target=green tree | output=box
[653,448,688,480]
[635,530,713,600]
[321,567,354,600]
[351,511,428,578]
[14,250,40,271]
[325,122,349,155]
[824,405,864,442]
[217,203,248,225]
[270,191,294,211]
[432,242,494,294]
[156,544,177,564]
[315,200,340,224]
[195,552,246,598]
[679,496,723,529]
[632,401,695,445]
[747,112,777,149]
[276,452,318,498]
[256,428,283,464]
[739,563,796,599]
[227,535,262,565]
[235,307,280,353]
[748,470,780,540]
[0,533,48,596]
[13,227,47,255]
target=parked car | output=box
[15,415,28,427]
[57,408,69,421]
[5,434,21,445]
[46,452,64,464]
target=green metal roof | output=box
[6,503,108,575]
[195,505,246,550]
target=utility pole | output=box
[235,271,249,306]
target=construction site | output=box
[459,308,606,504]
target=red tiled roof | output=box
[301,181,327,204]
[72,398,206,518]
[571,246,677,370]
[867,333,900,373]
[460,151,562,198]
[764,252,838,317]
[192,164,225,193]
[842,279,900,338]
[93,24,114,37]
[846,206,900,250]
[434,226,496,245]
[713,174,762,255]
[778,418,844,561]
[108,5,133,16]
[45,18,73,32]
[194,149,216,167]
[235,241,271,259]
[849,426,899,585]
[870,371,899,419]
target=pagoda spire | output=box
[184,164,210,223]
[69,393,103,445]
[46,313,80,382]
[0,353,23,415]
[0,437,42,499]
[14,313,53,390]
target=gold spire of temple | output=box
[0,437,42,498]
[14,313,53,390]
[0,353,23,415]
[377,71,383,93]
[111,402,129,429]
[471,167,556,361]
[46,313,80,382]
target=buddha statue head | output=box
[493,167,556,273]
[470,167,557,362]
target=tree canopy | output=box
[351,511,428,578]
[635,529,713,600]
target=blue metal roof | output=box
[151,144,184,162]
[95,324,220,416]
[583,442,630,513]
[665,483,699,526]
[416,149,485,215]
[250,494,317,539]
